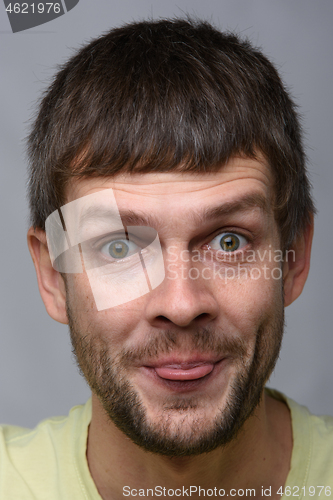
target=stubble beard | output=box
[67,296,284,457]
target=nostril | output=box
[154,312,212,329]
[156,315,172,325]
[196,313,211,322]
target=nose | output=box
[144,258,220,329]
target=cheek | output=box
[65,272,144,346]
[214,269,283,337]
[66,273,95,315]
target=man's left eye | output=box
[100,239,140,260]
[209,232,248,252]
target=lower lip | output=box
[142,360,225,392]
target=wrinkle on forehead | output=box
[66,155,272,203]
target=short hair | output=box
[27,18,315,249]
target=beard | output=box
[66,293,284,457]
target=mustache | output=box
[117,327,248,367]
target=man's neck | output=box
[86,392,292,500]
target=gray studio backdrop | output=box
[0,0,332,428]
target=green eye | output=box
[208,232,247,253]
[107,240,130,259]
[219,234,240,252]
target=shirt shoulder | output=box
[267,388,333,492]
[0,399,100,499]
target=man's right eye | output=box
[100,239,140,260]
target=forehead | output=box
[67,156,273,215]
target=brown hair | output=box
[27,18,315,248]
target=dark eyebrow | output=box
[198,192,269,223]
[119,192,269,227]
[77,192,269,229]
[77,205,159,228]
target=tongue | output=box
[155,364,214,381]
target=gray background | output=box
[0,0,332,428]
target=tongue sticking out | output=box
[154,364,214,381]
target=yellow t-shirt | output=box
[0,389,333,499]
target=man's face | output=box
[63,156,285,456]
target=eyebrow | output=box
[77,192,269,229]
[198,192,269,223]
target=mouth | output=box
[141,356,226,391]
[153,362,216,381]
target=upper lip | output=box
[143,355,225,369]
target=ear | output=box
[27,227,68,324]
[283,218,314,307]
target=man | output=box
[1,17,331,500]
